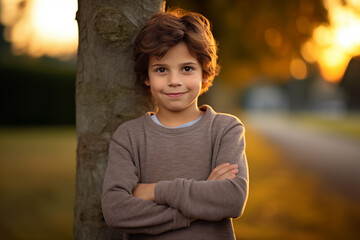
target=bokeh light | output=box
[290,58,307,80]
[302,0,360,83]
[0,0,78,59]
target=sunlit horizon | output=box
[302,0,360,83]
[0,0,78,60]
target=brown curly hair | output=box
[133,8,220,94]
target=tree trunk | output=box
[74,1,163,239]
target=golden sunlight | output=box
[0,0,78,59]
[301,0,360,83]
[289,58,307,80]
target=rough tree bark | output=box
[74,1,164,239]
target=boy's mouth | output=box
[164,92,187,98]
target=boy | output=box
[102,9,249,240]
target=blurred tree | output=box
[167,0,328,87]
[74,0,162,239]
[340,56,360,110]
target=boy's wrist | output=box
[133,183,156,201]
[148,183,156,201]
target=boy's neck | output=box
[155,103,203,128]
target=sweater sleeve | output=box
[101,129,190,235]
[154,121,249,221]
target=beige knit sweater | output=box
[102,105,249,240]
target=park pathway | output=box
[244,112,360,200]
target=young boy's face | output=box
[146,41,206,114]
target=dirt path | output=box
[244,113,360,199]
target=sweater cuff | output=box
[155,178,184,207]
[154,178,186,210]
[155,181,190,230]
[154,180,169,205]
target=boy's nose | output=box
[168,73,182,87]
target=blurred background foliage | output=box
[169,0,328,84]
[1,0,360,239]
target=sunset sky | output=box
[0,0,359,82]
[0,0,78,60]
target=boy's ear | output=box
[202,72,208,84]
[202,77,207,84]
[144,78,150,86]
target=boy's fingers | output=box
[207,163,238,180]
[208,169,237,180]
[214,164,238,176]
[208,164,230,179]
[216,168,238,180]
[207,163,229,180]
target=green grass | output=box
[0,127,76,240]
[0,126,359,239]
[292,113,360,140]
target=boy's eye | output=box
[155,68,167,73]
[182,66,194,72]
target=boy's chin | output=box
[165,103,198,113]
[165,106,187,113]
[158,103,188,113]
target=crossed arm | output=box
[102,121,248,234]
[133,163,239,201]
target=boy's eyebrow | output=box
[151,62,198,67]
[151,63,168,68]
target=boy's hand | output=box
[132,164,237,206]
[207,163,238,181]
[133,183,156,201]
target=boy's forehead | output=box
[149,55,199,66]
[149,42,199,65]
